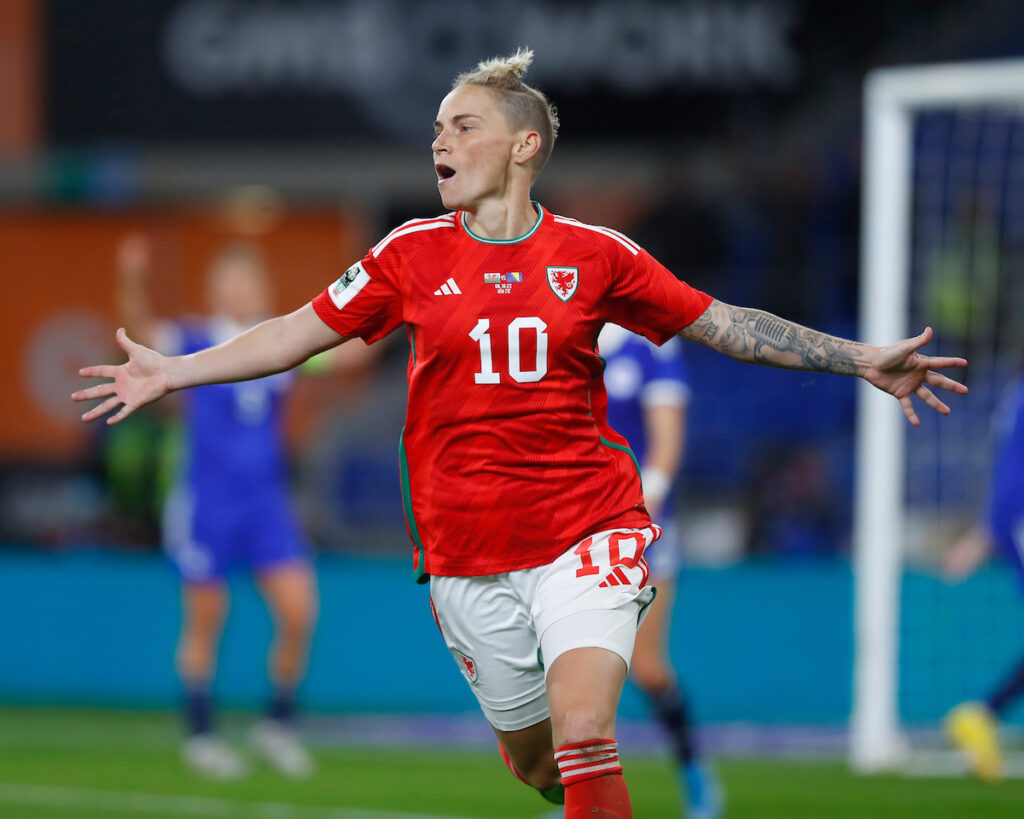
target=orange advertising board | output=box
[0,207,372,460]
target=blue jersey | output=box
[985,375,1024,583]
[599,323,691,469]
[599,324,690,577]
[173,319,292,491]
[161,317,306,581]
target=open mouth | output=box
[436,164,456,181]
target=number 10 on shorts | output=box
[574,529,656,589]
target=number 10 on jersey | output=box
[470,317,548,384]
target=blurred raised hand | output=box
[943,526,993,582]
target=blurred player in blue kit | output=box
[945,371,1024,781]
[116,236,318,780]
[599,323,722,818]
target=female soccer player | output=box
[76,49,967,817]
[116,237,318,780]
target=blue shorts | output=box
[163,483,309,583]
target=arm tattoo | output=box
[700,318,719,342]
[683,302,866,375]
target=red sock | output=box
[555,739,631,818]
[497,740,529,785]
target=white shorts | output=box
[429,526,659,732]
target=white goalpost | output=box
[852,58,1024,773]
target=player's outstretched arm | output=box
[679,299,967,426]
[73,303,346,425]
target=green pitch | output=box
[0,708,1022,818]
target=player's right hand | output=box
[72,328,172,424]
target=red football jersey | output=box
[312,205,712,579]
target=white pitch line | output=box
[0,783,492,819]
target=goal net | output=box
[852,58,1024,774]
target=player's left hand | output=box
[862,327,967,426]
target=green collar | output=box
[461,202,544,244]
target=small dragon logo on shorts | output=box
[456,650,479,684]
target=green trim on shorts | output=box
[638,585,658,624]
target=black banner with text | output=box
[44,0,959,147]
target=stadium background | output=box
[2,1,1024,815]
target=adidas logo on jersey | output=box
[433,277,462,296]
